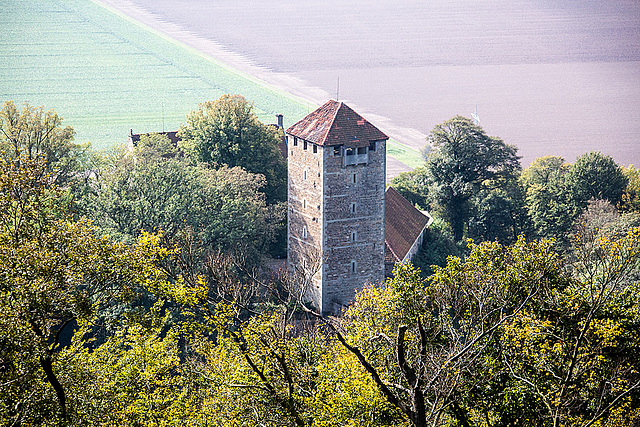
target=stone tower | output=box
[286,100,388,314]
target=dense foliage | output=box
[1,104,639,426]
[84,132,283,263]
[423,115,521,242]
[178,94,287,204]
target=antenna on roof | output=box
[336,76,340,101]
[471,103,480,126]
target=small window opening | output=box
[357,146,367,155]
[293,137,298,147]
[303,199,306,209]
[303,170,307,180]
[313,144,318,154]
[302,226,308,239]
[333,145,342,156]
[351,260,357,273]
[351,231,357,242]
[352,173,357,184]
[369,141,376,151]
[351,203,356,214]
[345,147,355,156]
[303,140,308,150]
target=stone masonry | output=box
[286,100,387,314]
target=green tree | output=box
[565,151,628,211]
[389,167,430,210]
[502,226,640,426]
[523,153,629,243]
[138,246,325,427]
[178,94,287,203]
[425,116,521,241]
[411,218,463,277]
[618,165,640,214]
[0,156,175,426]
[88,135,282,262]
[521,155,573,241]
[467,181,530,244]
[307,237,563,427]
[60,322,200,426]
[0,101,88,187]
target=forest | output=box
[1,96,639,426]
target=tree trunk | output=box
[451,400,471,427]
[411,388,427,427]
[40,356,67,426]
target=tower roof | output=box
[286,100,388,147]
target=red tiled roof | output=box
[286,100,388,147]
[385,186,430,263]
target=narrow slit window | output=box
[351,260,357,273]
[303,140,308,150]
[293,137,298,147]
[303,199,306,209]
[303,170,307,180]
[351,203,356,214]
[313,144,318,153]
[351,231,357,242]
[352,173,357,184]
[302,226,307,239]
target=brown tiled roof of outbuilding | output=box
[286,100,388,147]
[385,186,430,263]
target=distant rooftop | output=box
[286,100,388,147]
[129,130,180,147]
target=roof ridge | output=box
[321,100,342,145]
[286,99,387,146]
[385,239,402,262]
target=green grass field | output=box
[1,0,311,149]
[387,141,423,170]
[0,0,422,168]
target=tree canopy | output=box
[85,133,283,263]
[3,101,639,427]
[0,101,89,187]
[178,94,287,203]
[425,115,521,241]
[0,156,175,425]
[619,165,640,214]
[389,166,430,210]
[565,151,628,209]
[520,152,629,243]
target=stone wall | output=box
[322,140,386,313]
[288,135,386,314]
[287,136,325,307]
